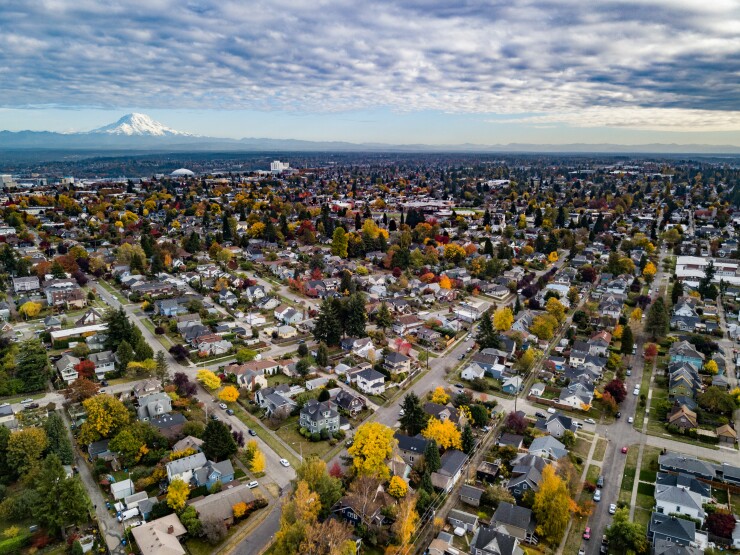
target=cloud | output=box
[0,0,738,130]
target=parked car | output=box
[615,412,621,418]
[583,527,591,540]
[25,403,40,409]
[584,418,596,424]
[398,409,405,417]
[593,489,601,502]
[628,416,634,423]
[534,411,546,418]
[626,369,632,376]
[226,409,235,415]
[455,383,464,389]
[578,548,586,555]
[20,398,33,404]
[633,387,639,396]
[248,429,257,436]
[621,446,628,454]
[608,504,617,514]
[219,403,228,410]
[279,459,290,467]
[247,481,259,489]
[597,475,604,488]
[101,380,109,386]
[210,414,219,421]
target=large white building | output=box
[675,255,740,286]
[270,160,290,173]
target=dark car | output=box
[101,380,109,387]
[535,411,546,418]
[248,429,257,436]
[226,409,235,415]
[615,411,621,418]
[210,414,219,421]
[597,475,604,488]
[26,403,40,409]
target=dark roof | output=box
[473,526,519,555]
[655,472,710,498]
[649,513,695,543]
[460,484,484,501]
[384,351,410,363]
[438,449,467,477]
[493,502,535,532]
[393,432,429,454]
[149,412,187,429]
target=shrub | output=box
[0,534,29,555]
[311,432,320,442]
[154,326,165,335]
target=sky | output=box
[1,0,739,145]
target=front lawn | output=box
[273,417,336,460]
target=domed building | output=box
[170,168,195,177]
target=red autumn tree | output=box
[74,360,96,379]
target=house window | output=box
[514,489,521,495]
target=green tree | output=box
[313,298,342,346]
[374,302,393,331]
[645,297,669,339]
[423,440,441,473]
[115,340,134,372]
[331,227,349,258]
[16,339,50,393]
[399,392,427,437]
[8,428,47,474]
[620,325,634,356]
[155,350,168,387]
[202,420,237,462]
[44,413,74,465]
[50,260,66,279]
[295,456,343,518]
[315,343,329,367]
[475,311,501,349]
[343,293,367,338]
[469,404,490,427]
[671,279,683,305]
[32,454,90,534]
[461,424,475,454]
[605,507,648,554]
[104,307,133,350]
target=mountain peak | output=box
[89,113,189,136]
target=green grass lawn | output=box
[586,464,601,485]
[232,403,300,467]
[273,418,335,460]
[640,446,662,473]
[563,515,589,555]
[592,438,607,462]
[266,374,293,387]
[573,437,593,459]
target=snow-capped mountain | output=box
[89,113,190,136]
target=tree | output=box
[250,448,266,473]
[642,261,657,284]
[374,302,393,331]
[44,412,74,465]
[300,518,355,555]
[32,454,89,533]
[18,301,41,319]
[601,391,618,415]
[16,339,51,393]
[388,475,408,499]
[218,385,240,403]
[392,494,419,547]
[274,480,321,555]
[400,393,427,437]
[475,311,501,349]
[202,420,238,461]
[197,369,221,390]
[630,307,643,323]
[644,343,658,361]
[531,314,558,340]
[74,359,95,379]
[533,465,572,546]
[698,261,716,299]
[154,350,169,387]
[469,404,489,427]
[605,507,648,554]
[173,372,197,396]
[422,418,462,451]
[109,429,146,467]
[698,386,738,415]
[78,394,130,444]
[545,297,566,324]
[313,298,342,347]
[64,377,100,403]
[347,422,396,480]
[430,386,449,405]
[461,424,475,454]
[169,344,190,362]
[315,343,329,367]
[514,348,538,373]
[295,456,343,518]
[604,379,626,404]
[620,325,634,356]
[707,512,736,538]
[493,307,514,332]
[331,227,349,258]
[116,340,134,371]
[504,411,528,434]
[548,251,559,263]
[104,308,133,351]
[7,428,47,473]
[166,478,189,512]
[343,293,367,338]
[202,514,228,545]
[438,275,452,289]
[645,297,669,339]
[704,360,719,375]
[671,279,684,305]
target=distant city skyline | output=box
[1,0,739,146]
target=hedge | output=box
[0,534,29,555]
[637,482,655,496]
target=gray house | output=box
[299,399,340,435]
[137,392,173,421]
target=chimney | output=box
[167,525,174,534]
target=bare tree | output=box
[301,518,355,555]
[201,515,227,545]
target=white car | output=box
[398,409,405,417]
[608,503,617,514]
[584,418,596,425]
[633,388,640,396]
[20,398,33,404]
[593,489,601,502]
[279,459,290,467]
[219,403,228,410]
[247,480,259,489]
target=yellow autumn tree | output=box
[167,478,190,512]
[643,261,657,284]
[439,275,452,289]
[430,386,449,404]
[422,418,462,451]
[197,369,221,390]
[533,465,573,545]
[548,251,559,263]
[19,301,42,319]
[347,422,396,480]
[232,502,247,519]
[493,307,514,331]
[704,360,719,375]
[170,447,197,461]
[630,307,643,323]
[392,493,419,547]
[218,385,240,403]
[388,476,408,499]
[443,243,467,263]
[79,394,130,444]
[250,448,266,473]
[545,297,566,324]
[613,324,624,340]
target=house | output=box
[133,379,162,399]
[477,460,500,483]
[527,436,568,460]
[89,350,116,379]
[392,314,423,335]
[332,489,390,528]
[43,315,62,331]
[654,484,705,520]
[111,479,135,500]
[305,377,329,391]
[668,341,705,368]
[355,368,386,395]
[497,433,524,451]
[529,383,545,397]
[334,390,365,416]
[394,432,430,466]
[471,527,525,555]
[262,392,296,419]
[56,354,80,385]
[384,351,411,375]
[243,312,267,326]
[431,449,467,492]
[130,514,186,555]
[166,452,207,484]
[194,460,235,489]
[543,412,574,438]
[13,276,40,293]
[502,376,522,394]
[274,305,303,325]
[491,502,538,544]
[88,439,113,460]
[653,539,703,555]
[0,405,16,429]
[75,307,104,326]
[658,453,716,481]
[716,423,737,444]
[44,279,86,308]
[188,482,255,526]
[667,405,698,429]
[448,509,479,533]
[462,363,486,381]
[137,392,173,421]
[656,472,711,503]
[172,436,204,453]
[507,454,547,499]
[227,359,280,377]
[648,513,696,547]
[587,331,611,356]
[150,413,187,439]
[459,484,485,507]
[299,399,340,435]
[423,403,461,425]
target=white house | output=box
[461,364,485,381]
[355,368,386,395]
[244,313,267,326]
[654,485,705,521]
[165,453,207,484]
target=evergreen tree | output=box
[374,302,393,331]
[313,298,342,346]
[355,212,362,230]
[620,325,634,356]
[343,293,367,338]
[115,340,134,372]
[44,413,74,465]
[645,297,669,340]
[483,238,494,256]
[16,339,51,392]
[104,308,133,350]
[475,312,501,349]
[132,327,154,361]
[698,261,717,299]
[483,209,491,227]
[514,296,522,315]
[461,424,475,454]
[150,250,165,274]
[423,441,440,473]
[155,351,169,387]
[185,231,201,254]
[32,454,90,534]
[51,260,66,279]
[671,278,683,305]
[315,343,329,367]
[399,393,427,437]
[202,420,238,462]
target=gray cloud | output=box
[1,0,738,128]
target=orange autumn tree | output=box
[439,275,452,289]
